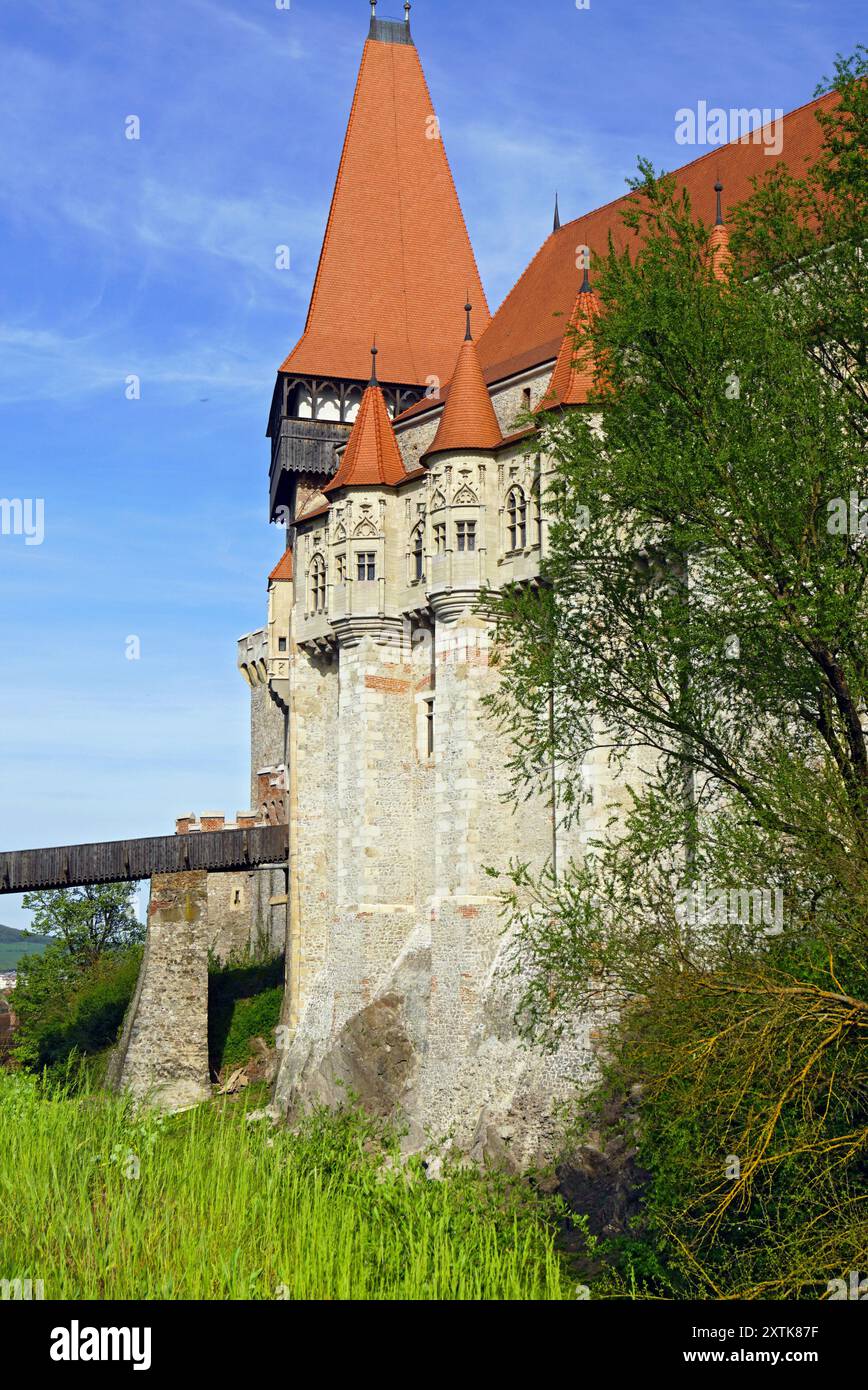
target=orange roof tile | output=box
[424,312,504,458]
[268,549,294,582]
[324,376,407,492]
[476,94,835,386]
[280,32,489,388]
[537,273,603,410]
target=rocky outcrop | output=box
[275,920,596,1170]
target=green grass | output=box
[0,1071,575,1300]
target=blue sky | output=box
[0,0,862,930]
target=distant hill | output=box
[0,924,53,971]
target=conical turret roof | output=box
[424,305,503,459]
[324,353,406,491]
[537,271,602,410]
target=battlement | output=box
[177,767,287,836]
[175,812,262,835]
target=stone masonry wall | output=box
[109,870,211,1109]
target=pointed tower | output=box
[537,267,603,411]
[709,180,733,282]
[423,302,503,460]
[269,7,489,527]
[324,346,407,494]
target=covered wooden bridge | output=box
[0,825,288,895]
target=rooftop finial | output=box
[369,337,379,386]
[579,263,591,294]
[464,294,473,342]
[370,0,377,19]
[405,1,412,22]
[553,192,561,233]
[714,179,724,226]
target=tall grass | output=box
[0,1072,574,1300]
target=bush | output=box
[207,952,284,1074]
[12,942,142,1077]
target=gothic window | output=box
[309,554,327,613]
[411,525,424,582]
[433,523,447,554]
[357,551,376,582]
[506,487,527,552]
[317,383,340,422]
[456,520,476,553]
[343,388,362,424]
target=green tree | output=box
[22,882,144,967]
[484,51,868,1297]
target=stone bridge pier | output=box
[107,871,212,1109]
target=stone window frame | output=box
[456,519,477,553]
[308,552,327,615]
[409,522,425,583]
[505,485,528,554]
[356,550,377,582]
[415,690,436,764]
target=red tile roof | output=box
[538,276,603,410]
[268,549,294,582]
[280,35,489,388]
[475,94,835,386]
[324,381,407,492]
[424,328,504,458]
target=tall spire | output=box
[279,19,489,387]
[537,268,603,411]
[324,378,406,492]
[709,180,733,282]
[423,303,504,459]
[553,192,561,233]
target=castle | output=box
[144,6,829,1160]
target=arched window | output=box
[343,387,362,424]
[506,487,527,552]
[317,384,340,422]
[309,554,326,614]
[411,525,424,582]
